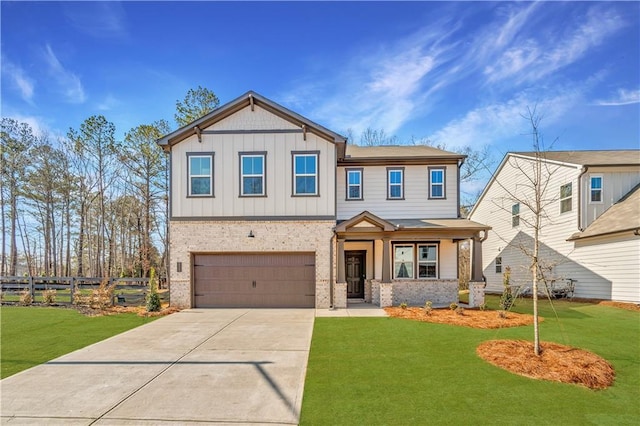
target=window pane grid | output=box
[392,243,439,279]
[560,183,572,213]
[590,177,602,202]
[294,154,318,195]
[388,170,403,199]
[241,155,265,196]
[347,170,362,199]
[188,155,212,196]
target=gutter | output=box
[577,166,588,231]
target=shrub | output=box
[449,302,458,311]
[479,303,488,311]
[400,302,408,310]
[42,289,57,305]
[146,268,161,312]
[19,289,33,306]
[497,310,508,319]
[455,306,465,316]
[424,300,433,315]
[88,279,116,309]
[499,266,515,311]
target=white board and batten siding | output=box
[171,105,336,218]
[337,164,459,220]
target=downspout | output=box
[577,166,588,231]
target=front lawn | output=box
[300,297,640,425]
[0,306,158,378]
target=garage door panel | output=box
[193,253,315,308]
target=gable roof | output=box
[468,149,640,218]
[568,183,640,241]
[339,144,465,165]
[335,211,397,232]
[512,150,640,167]
[156,90,347,149]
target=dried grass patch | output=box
[477,340,615,389]
[384,307,538,329]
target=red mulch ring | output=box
[384,306,540,329]
[477,340,615,389]
[598,301,640,312]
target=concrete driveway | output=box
[1,309,315,425]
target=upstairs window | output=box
[512,203,520,227]
[590,176,602,202]
[346,168,363,200]
[495,256,502,273]
[293,152,319,196]
[187,153,213,197]
[560,183,572,213]
[429,167,445,199]
[387,168,404,199]
[240,153,266,196]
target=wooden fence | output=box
[0,276,162,306]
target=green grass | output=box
[300,296,640,425]
[0,306,158,378]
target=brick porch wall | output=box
[169,220,335,308]
[371,280,458,307]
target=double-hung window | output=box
[240,152,266,196]
[293,152,319,196]
[393,243,439,279]
[429,167,445,199]
[346,168,363,200]
[418,244,438,278]
[387,168,404,199]
[495,256,502,273]
[560,183,572,213]
[590,176,602,202]
[187,153,214,197]
[393,245,414,278]
[512,203,520,227]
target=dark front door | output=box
[346,251,365,298]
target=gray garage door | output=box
[193,253,316,308]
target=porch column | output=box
[337,238,346,283]
[382,237,391,283]
[471,235,484,282]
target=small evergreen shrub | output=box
[146,268,161,312]
[424,300,433,315]
[449,302,458,311]
[455,306,465,316]
[399,302,408,310]
[499,266,515,311]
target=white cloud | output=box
[1,57,35,103]
[62,2,128,39]
[484,5,626,85]
[96,94,120,111]
[43,44,86,104]
[594,88,640,106]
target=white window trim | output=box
[393,244,414,279]
[512,203,520,228]
[387,168,404,200]
[560,182,572,213]
[590,175,603,203]
[240,153,266,197]
[292,152,319,196]
[187,153,214,197]
[495,256,502,274]
[346,168,363,200]
[428,167,446,199]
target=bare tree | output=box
[491,106,560,355]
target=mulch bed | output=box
[477,340,615,389]
[384,306,540,329]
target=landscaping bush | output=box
[146,268,161,312]
[19,290,32,306]
[42,289,57,305]
[499,266,515,310]
[424,300,433,315]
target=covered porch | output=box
[333,211,489,308]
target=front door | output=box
[346,251,365,298]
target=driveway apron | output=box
[1,308,315,425]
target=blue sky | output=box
[2,1,639,192]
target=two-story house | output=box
[468,151,640,303]
[157,91,490,309]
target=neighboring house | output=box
[468,151,640,303]
[156,91,490,309]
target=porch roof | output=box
[391,218,490,231]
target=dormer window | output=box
[590,176,602,203]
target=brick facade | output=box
[169,220,334,308]
[371,279,458,307]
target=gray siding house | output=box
[157,91,489,309]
